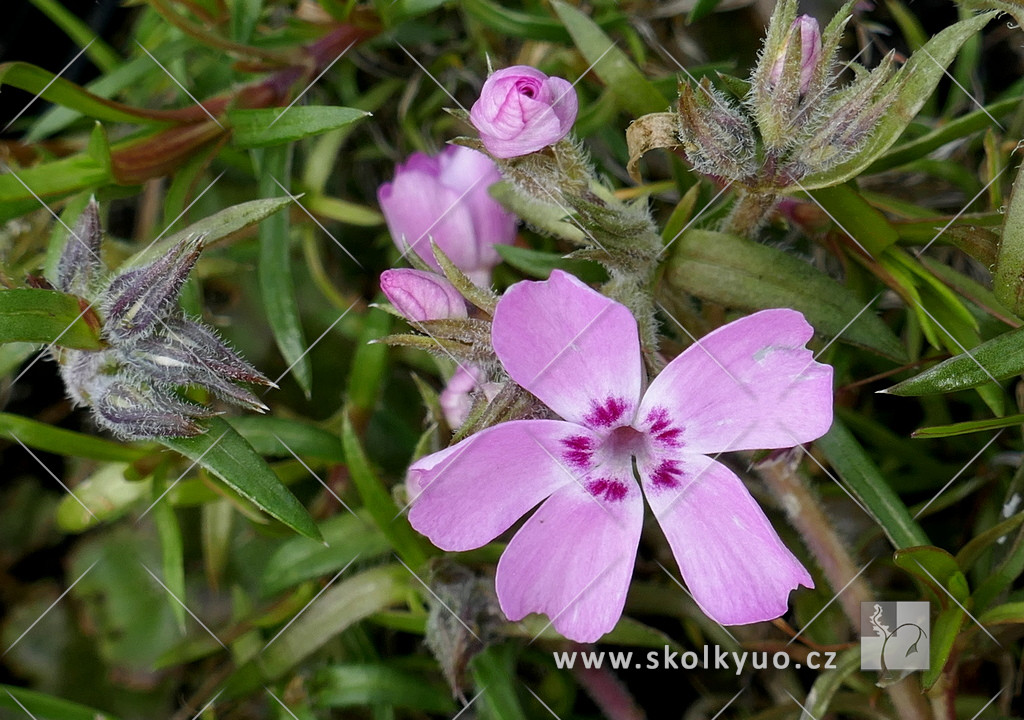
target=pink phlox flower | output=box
[406,270,833,642]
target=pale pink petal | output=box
[438,146,517,270]
[497,479,643,642]
[492,270,642,428]
[639,309,832,454]
[378,167,475,272]
[641,453,813,625]
[407,419,592,551]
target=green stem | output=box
[756,451,932,720]
[722,189,779,238]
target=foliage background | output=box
[1,0,1024,718]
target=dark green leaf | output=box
[128,196,294,266]
[223,565,409,696]
[994,156,1024,314]
[160,416,321,541]
[0,290,102,349]
[921,606,964,691]
[886,325,1024,396]
[262,512,392,594]
[470,644,527,720]
[956,512,1024,571]
[816,420,930,549]
[809,185,899,256]
[688,0,725,22]
[893,546,969,603]
[496,245,608,282]
[0,61,176,125]
[663,229,907,360]
[311,663,455,713]
[230,415,345,463]
[913,414,1024,438]
[552,1,669,116]
[0,411,145,462]
[255,146,312,395]
[229,106,370,149]
[0,685,120,720]
[341,412,431,567]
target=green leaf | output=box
[341,412,430,567]
[886,325,1024,396]
[994,159,1024,314]
[470,644,527,720]
[0,289,102,349]
[159,416,321,541]
[153,480,187,631]
[55,463,149,533]
[0,61,176,125]
[956,512,1024,571]
[552,1,669,116]
[28,0,121,72]
[0,412,145,462]
[663,229,907,360]
[816,419,930,549]
[311,663,455,713]
[809,184,899,256]
[461,0,592,42]
[869,96,1022,174]
[347,307,391,422]
[802,648,863,719]
[255,146,312,395]
[223,565,409,696]
[0,153,113,224]
[128,196,294,266]
[978,601,1024,626]
[229,106,370,149]
[496,245,607,282]
[802,11,998,189]
[229,415,345,463]
[921,606,964,691]
[893,546,970,604]
[0,685,120,720]
[688,0,725,22]
[262,512,392,595]
[913,414,1024,438]
[306,195,384,226]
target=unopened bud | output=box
[55,198,103,296]
[381,268,468,322]
[769,15,822,96]
[102,236,202,342]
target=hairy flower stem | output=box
[722,190,779,238]
[756,451,931,720]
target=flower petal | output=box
[639,308,832,454]
[407,419,592,551]
[377,161,476,272]
[492,270,642,428]
[497,479,643,642]
[641,453,813,625]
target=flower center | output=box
[604,424,649,459]
[515,79,539,99]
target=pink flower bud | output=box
[380,268,468,322]
[470,65,578,159]
[377,146,517,286]
[768,15,822,96]
[439,365,501,428]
